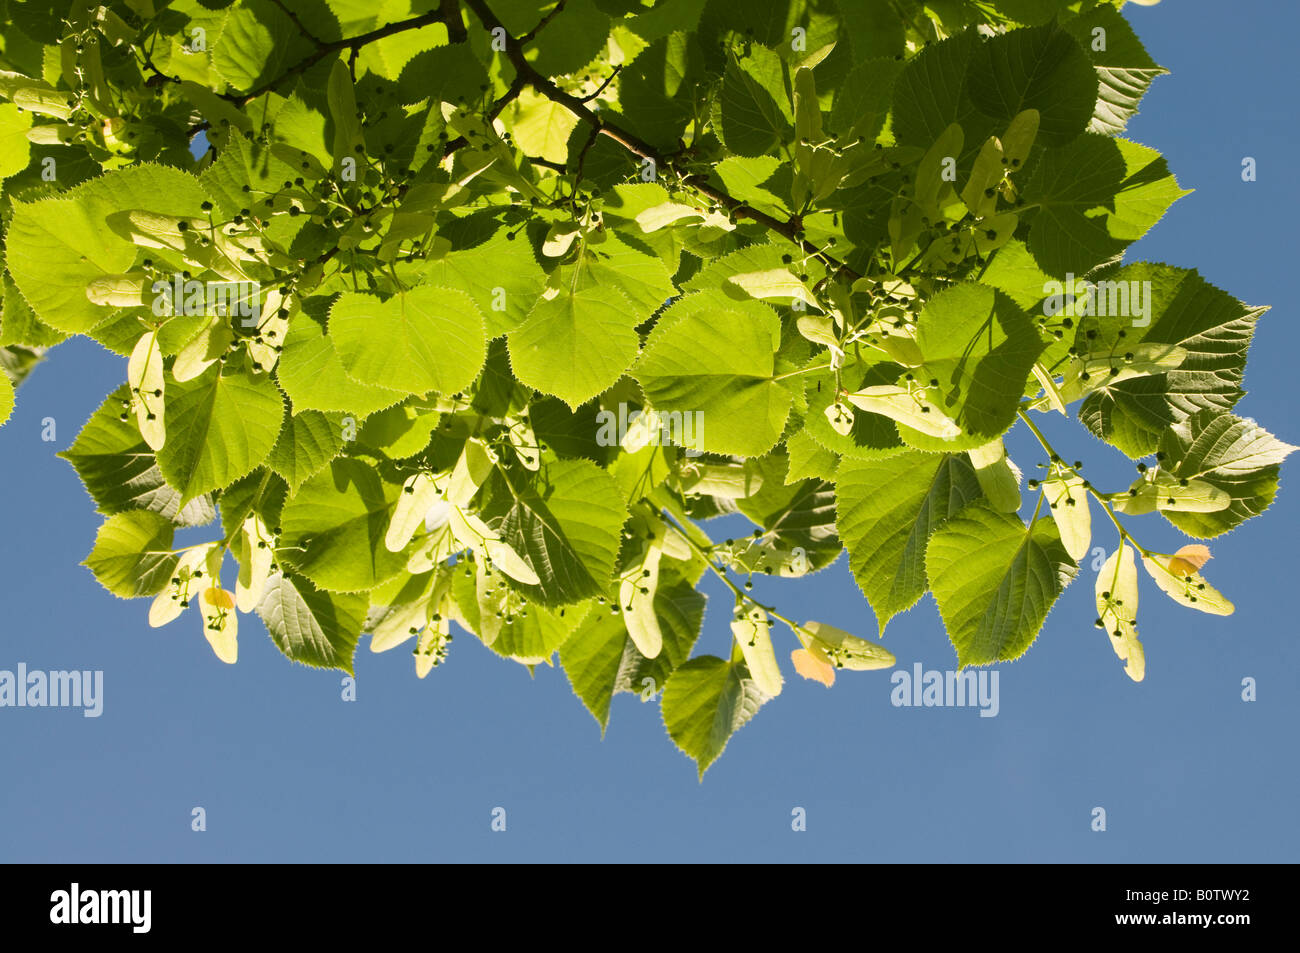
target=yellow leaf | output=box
[731,605,783,697]
[203,587,235,609]
[619,544,663,659]
[791,648,835,687]
[1095,544,1144,682]
[1167,543,1211,578]
[1142,554,1234,616]
[801,620,895,671]
[128,330,165,451]
[1042,472,1091,561]
[200,588,238,664]
[968,439,1021,513]
[845,384,961,439]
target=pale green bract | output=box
[0,0,1288,776]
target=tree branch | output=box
[519,0,569,45]
[268,0,325,48]
[461,0,858,280]
[231,7,458,105]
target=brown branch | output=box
[487,72,528,121]
[525,155,567,172]
[439,0,468,43]
[579,64,621,103]
[269,0,325,47]
[461,0,857,279]
[573,123,600,181]
[519,0,568,45]
[230,8,455,105]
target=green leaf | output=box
[256,572,368,674]
[450,559,592,665]
[733,453,842,574]
[330,287,487,397]
[278,458,408,593]
[784,428,839,483]
[198,130,296,216]
[1,274,68,349]
[1064,5,1167,136]
[481,596,588,667]
[600,182,693,270]
[803,364,908,460]
[268,407,345,493]
[617,32,705,150]
[277,310,406,416]
[561,578,705,733]
[836,452,981,632]
[662,654,770,779]
[519,0,611,75]
[634,292,792,456]
[891,30,989,150]
[154,365,283,504]
[1157,410,1297,539]
[59,385,215,527]
[0,101,32,179]
[828,57,901,143]
[326,58,364,168]
[966,23,1098,147]
[504,88,580,165]
[493,459,628,606]
[357,403,440,460]
[832,0,903,61]
[1074,264,1263,457]
[420,223,546,338]
[718,45,792,157]
[1025,136,1189,277]
[979,239,1054,311]
[712,156,789,215]
[576,232,677,323]
[212,0,311,94]
[899,282,1043,451]
[5,164,213,332]
[926,502,1077,666]
[507,285,639,411]
[0,369,12,427]
[84,510,179,598]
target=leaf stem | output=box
[771,361,833,383]
[1016,408,1152,557]
[657,508,805,635]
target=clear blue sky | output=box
[1,0,1295,862]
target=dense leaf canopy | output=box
[0,0,1288,775]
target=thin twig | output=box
[519,0,569,45]
[578,64,621,102]
[461,0,858,280]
